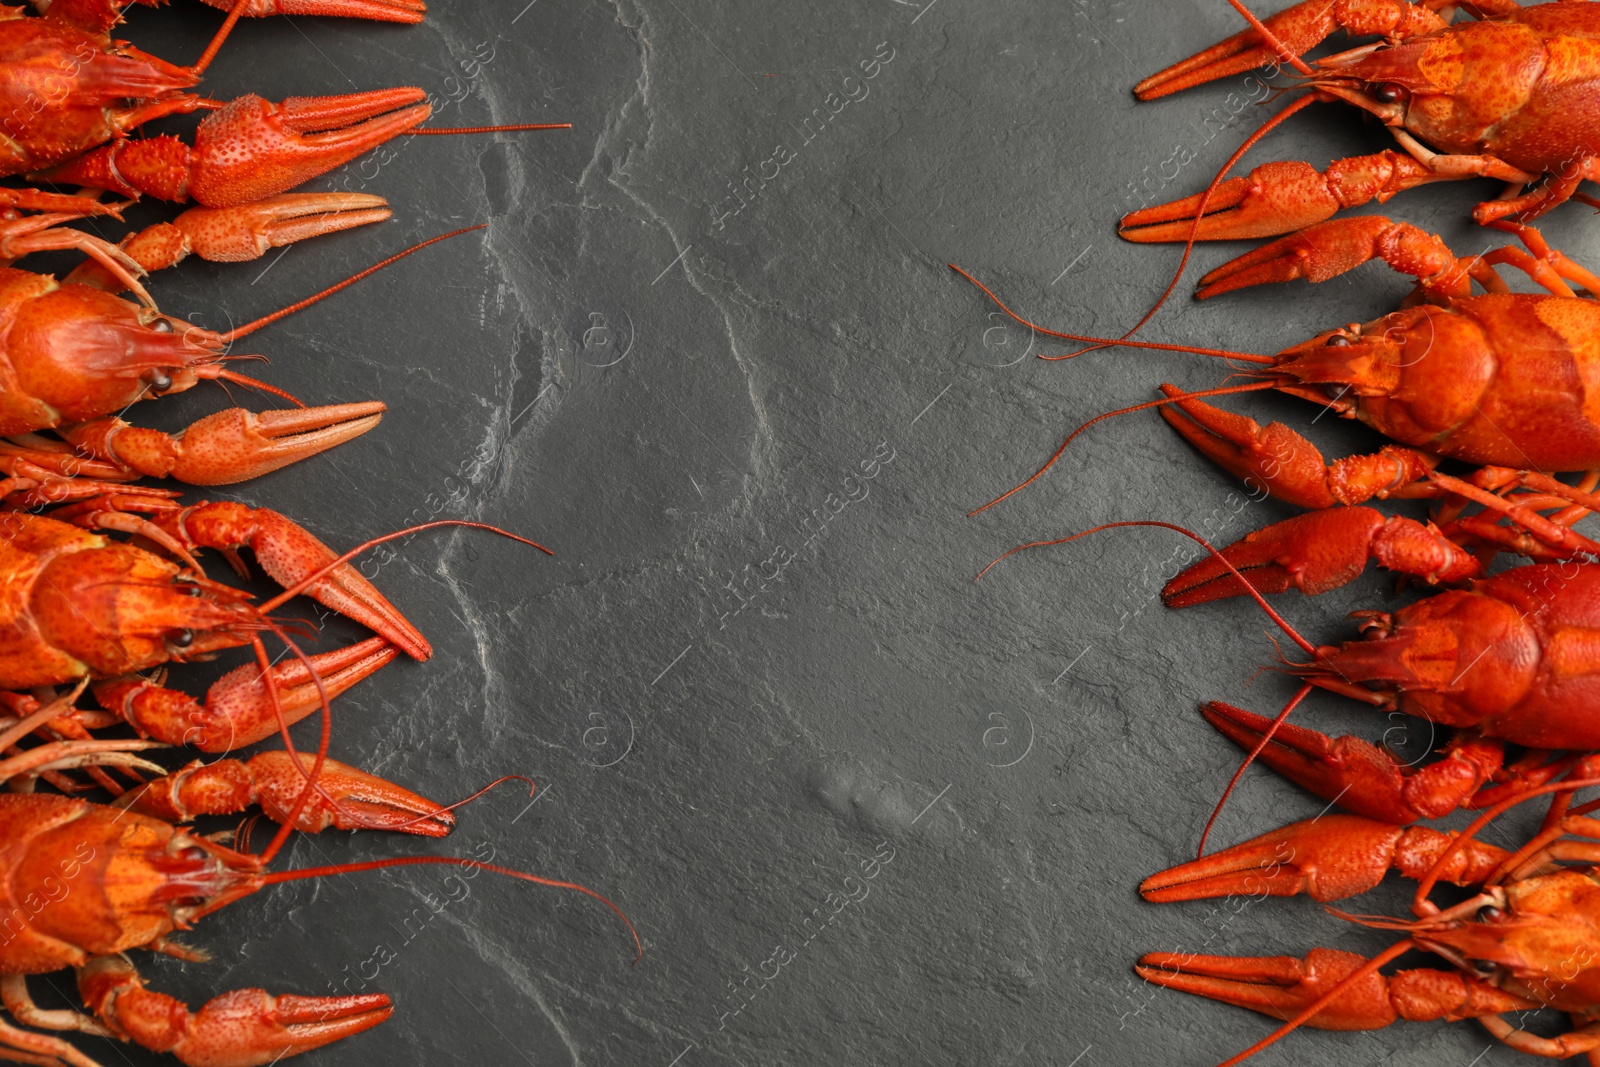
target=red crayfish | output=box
[0,219,485,505]
[1138,771,1600,1063]
[1119,0,1600,243]
[955,219,1600,596]
[0,691,637,1067]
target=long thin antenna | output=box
[972,519,1319,657]
[264,856,642,963]
[967,381,1279,517]
[222,226,487,343]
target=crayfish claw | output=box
[188,90,431,208]
[1195,216,1458,299]
[1203,702,1509,824]
[1162,508,1479,607]
[169,500,431,660]
[79,955,393,1067]
[171,193,394,264]
[245,750,456,837]
[1120,162,1343,243]
[1142,814,1407,904]
[1135,948,1400,1030]
[120,750,455,837]
[1162,508,1383,607]
[161,404,387,486]
[95,637,399,751]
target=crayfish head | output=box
[33,545,264,677]
[4,800,265,961]
[1294,587,1540,735]
[1277,305,1496,451]
[1410,872,1600,1010]
[6,284,226,431]
[1309,39,1434,127]
[1313,22,1547,163]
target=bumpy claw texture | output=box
[118,750,455,837]
[1119,155,1440,244]
[93,637,397,751]
[1199,701,1505,824]
[63,194,393,291]
[1140,814,1508,904]
[62,404,386,487]
[193,0,426,20]
[156,500,430,660]
[78,955,393,1067]
[1134,948,1530,1031]
[1162,508,1481,607]
[1194,216,1457,299]
[1131,0,1445,100]
[32,90,432,207]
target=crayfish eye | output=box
[152,319,174,334]
[1373,82,1409,104]
[143,369,173,393]
[175,580,204,598]
[1325,334,1353,347]
[167,628,195,649]
[1477,904,1504,923]
[1469,958,1498,978]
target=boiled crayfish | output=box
[1120,0,1600,244]
[0,0,560,303]
[0,218,496,507]
[1138,772,1600,1063]
[0,690,637,1067]
[0,504,428,752]
[956,220,1600,597]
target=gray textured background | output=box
[39,0,1591,1064]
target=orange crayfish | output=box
[0,503,430,752]
[0,692,636,1067]
[979,517,1600,832]
[0,0,560,300]
[0,220,486,502]
[1119,1,1600,243]
[0,0,546,209]
[955,219,1600,593]
[1137,772,1600,1063]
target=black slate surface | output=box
[35,1,1591,1064]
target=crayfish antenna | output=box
[975,520,1326,860]
[1104,95,1318,357]
[263,855,644,964]
[221,225,489,343]
[246,519,554,859]
[1196,682,1314,860]
[973,520,1318,654]
[380,774,535,835]
[946,265,1274,365]
[965,381,1278,516]
[1105,0,1322,360]
[411,122,573,135]
[258,519,553,616]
